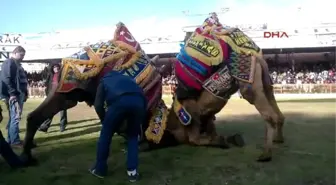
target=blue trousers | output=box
[0,130,23,168]
[93,95,146,174]
[6,94,24,144]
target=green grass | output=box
[0,99,335,185]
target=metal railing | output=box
[26,84,336,98]
[28,87,46,98]
[162,84,336,95]
[273,84,336,94]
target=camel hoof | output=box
[20,153,38,167]
[256,153,272,162]
[273,137,285,144]
[219,136,230,149]
[227,134,245,147]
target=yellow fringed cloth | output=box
[145,99,168,144]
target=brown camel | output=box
[18,56,244,166]
[198,55,285,162]
[156,54,285,162]
[19,21,274,165]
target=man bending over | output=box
[89,70,146,182]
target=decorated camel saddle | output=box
[57,22,168,144]
[173,13,263,126]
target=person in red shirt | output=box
[39,63,68,132]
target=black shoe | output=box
[60,127,66,132]
[10,142,23,149]
[38,127,48,133]
[89,168,105,179]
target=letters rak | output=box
[263,31,289,38]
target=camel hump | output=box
[217,28,261,56]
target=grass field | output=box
[0,98,335,185]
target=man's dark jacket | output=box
[94,71,147,121]
[0,58,27,98]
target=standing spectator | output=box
[39,64,68,132]
[0,46,28,147]
[0,104,26,168]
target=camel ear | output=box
[150,55,160,64]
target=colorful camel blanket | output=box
[216,28,261,83]
[173,16,263,125]
[175,18,262,91]
[57,22,168,143]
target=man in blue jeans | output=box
[0,104,25,168]
[89,70,146,182]
[0,46,29,147]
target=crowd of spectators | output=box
[24,62,335,97]
[269,62,335,85]
[26,67,48,97]
[161,62,336,85]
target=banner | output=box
[0,34,23,46]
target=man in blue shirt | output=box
[89,71,147,182]
[0,46,29,147]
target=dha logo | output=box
[263,31,289,38]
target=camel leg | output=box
[200,114,245,147]
[198,89,244,147]
[187,122,229,148]
[177,99,228,148]
[197,91,226,139]
[256,55,285,143]
[240,62,280,162]
[195,89,244,147]
[200,114,217,136]
[264,85,285,143]
[21,90,77,165]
